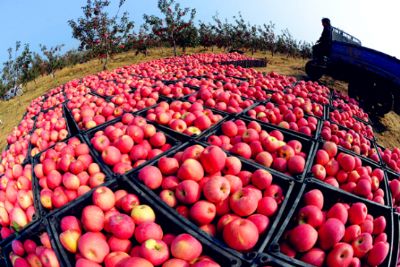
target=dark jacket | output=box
[318,25,332,45]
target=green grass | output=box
[0,47,310,151]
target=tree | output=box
[198,22,217,51]
[40,44,64,78]
[1,42,21,89]
[259,22,276,56]
[16,44,34,86]
[68,0,134,70]
[130,24,159,56]
[176,24,198,53]
[212,14,232,51]
[144,0,196,56]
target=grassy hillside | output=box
[0,46,398,152]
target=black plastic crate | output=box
[318,119,381,165]
[328,107,375,141]
[28,104,76,159]
[306,141,391,207]
[201,117,316,182]
[83,114,182,177]
[1,218,65,267]
[0,163,42,247]
[125,141,297,264]
[48,178,242,267]
[385,168,400,213]
[31,134,114,217]
[376,143,400,175]
[268,178,395,267]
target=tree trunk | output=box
[103,52,109,70]
[173,40,177,57]
[211,46,214,52]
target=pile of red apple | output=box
[331,97,370,124]
[144,101,224,136]
[137,144,287,252]
[64,81,91,99]
[152,81,197,99]
[387,175,400,212]
[26,97,45,118]
[41,91,66,111]
[311,141,386,204]
[86,79,131,97]
[34,137,107,211]
[109,89,159,114]
[207,120,307,177]
[187,87,254,114]
[329,109,374,139]
[90,113,173,174]
[214,80,269,101]
[0,163,36,242]
[246,102,318,137]
[0,137,30,173]
[57,185,222,266]
[6,115,35,146]
[8,231,61,267]
[320,121,380,162]
[286,81,330,105]
[30,106,69,156]
[67,94,123,130]
[269,91,325,118]
[378,146,400,173]
[279,188,389,266]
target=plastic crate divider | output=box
[1,218,67,267]
[48,178,242,267]
[251,253,293,267]
[62,102,81,137]
[268,178,395,267]
[125,140,298,264]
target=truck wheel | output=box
[349,78,393,116]
[305,61,323,81]
[365,83,393,116]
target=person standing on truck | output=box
[313,18,333,62]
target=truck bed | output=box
[330,41,400,86]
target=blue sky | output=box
[0,0,399,64]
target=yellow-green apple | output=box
[60,229,80,253]
[131,205,155,224]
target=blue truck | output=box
[305,27,400,116]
